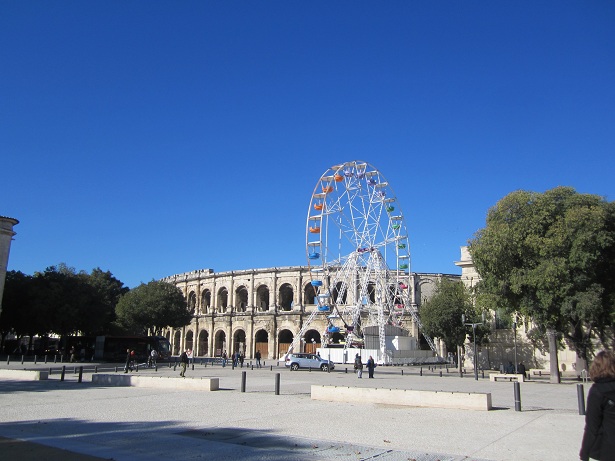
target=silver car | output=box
[284,353,334,371]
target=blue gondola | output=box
[327,326,340,333]
[318,305,330,312]
[308,252,320,259]
[311,280,323,287]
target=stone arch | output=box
[217,287,228,313]
[256,284,269,311]
[304,283,316,305]
[277,329,294,357]
[332,281,347,305]
[235,285,248,312]
[214,330,227,357]
[185,330,194,353]
[173,330,181,355]
[233,328,246,355]
[202,289,211,314]
[303,329,321,353]
[279,283,294,311]
[198,330,209,357]
[254,329,269,358]
[187,291,197,315]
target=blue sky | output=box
[2,2,614,289]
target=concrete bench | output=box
[92,374,219,391]
[0,369,48,380]
[311,385,492,411]
[489,373,525,382]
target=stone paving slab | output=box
[0,362,587,461]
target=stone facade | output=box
[162,266,457,360]
[0,216,18,318]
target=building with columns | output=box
[0,216,19,318]
[161,266,457,360]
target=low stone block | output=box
[92,374,219,391]
[0,369,48,381]
[489,373,525,382]
[311,385,492,411]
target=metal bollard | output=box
[155,364,158,372]
[34,355,37,364]
[577,384,586,415]
[251,364,254,370]
[241,371,246,393]
[482,370,485,379]
[61,366,66,381]
[115,366,118,373]
[136,364,139,372]
[54,355,57,363]
[73,366,77,374]
[94,366,98,373]
[275,372,280,395]
[419,367,422,376]
[345,368,348,374]
[6,355,9,365]
[402,369,404,376]
[439,371,442,377]
[514,382,522,411]
[45,355,48,364]
[22,355,24,364]
[270,365,272,371]
[192,363,194,371]
[78,366,83,383]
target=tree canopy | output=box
[115,280,191,335]
[420,277,488,352]
[469,187,615,380]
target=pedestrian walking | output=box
[366,355,376,378]
[354,353,363,378]
[124,348,133,373]
[580,350,615,461]
[255,350,262,368]
[239,351,245,368]
[179,349,189,377]
[222,350,227,367]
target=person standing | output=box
[255,350,262,368]
[580,350,615,461]
[354,354,363,378]
[366,355,376,378]
[149,349,158,368]
[239,351,245,368]
[222,350,227,367]
[179,349,189,377]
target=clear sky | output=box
[2,2,614,289]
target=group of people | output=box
[354,354,376,378]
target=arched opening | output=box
[367,282,376,303]
[233,329,246,355]
[173,330,181,355]
[330,331,345,344]
[185,330,194,353]
[214,330,227,357]
[254,329,269,359]
[279,283,294,311]
[217,287,228,313]
[332,282,348,305]
[187,292,197,315]
[304,283,316,305]
[198,330,209,357]
[303,329,321,353]
[235,286,248,312]
[277,329,294,358]
[202,289,211,314]
[256,285,269,311]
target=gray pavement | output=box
[0,360,587,461]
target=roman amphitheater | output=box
[161,256,466,362]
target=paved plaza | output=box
[0,360,586,461]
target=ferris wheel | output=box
[294,161,436,360]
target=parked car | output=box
[284,353,334,371]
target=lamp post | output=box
[462,313,484,381]
[513,317,518,374]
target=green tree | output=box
[469,187,615,383]
[115,280,191,335]
[421,278,489,356]
[79,268,129,335]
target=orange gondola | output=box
[314,202,323,211]
[309,226,321,234]
[334,174,344,182]
[322,185,334,193]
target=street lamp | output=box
[462,312,485,381]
